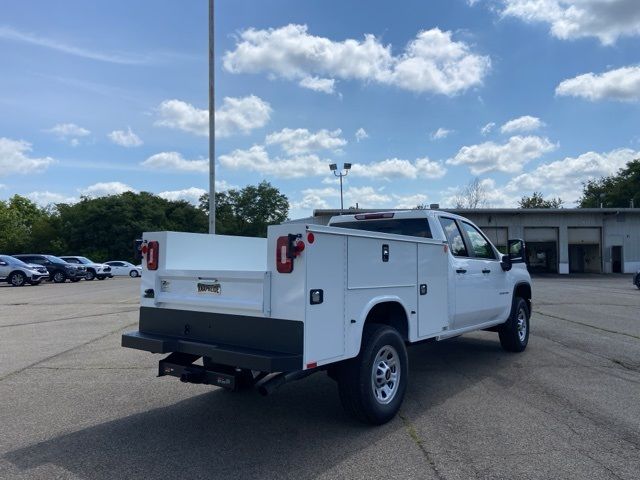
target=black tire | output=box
[8,271,27,287]
[202,358,255,391]
[52,271,66,283]
[129,270,139,278]
[85,269,95,281]
[336,324,408,425]
[498,297,530,352]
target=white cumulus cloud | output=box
[26,191,78,206]
[0,138,55,176]
[505,147,640,203]
[446,135,557,174]
[497,0,640,45]
[481,122,496,135]
[500,115,545,133]
[299,76,336,94]
[79,182,136,197]
[108,127,143,147]
[142,152,209,173]
[158,187,207,204]
[265,128,347,155]
[350,157,447,180]
[556,65,640,102]
[155,95,271,137]
[223,24,490,96]
[46,123,90,145]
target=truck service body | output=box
[123,210,532,424]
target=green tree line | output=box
[0,181,288,262]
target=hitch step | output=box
[158,352,236,390]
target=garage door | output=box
[524,228,558,273]
[568,227,601,273]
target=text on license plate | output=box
[197,282,221,294]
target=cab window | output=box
[439,218,468,257]
[332,218,432,238]
[461,222,496,259]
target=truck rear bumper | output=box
[122,307,303,372]
[122,331,302,372]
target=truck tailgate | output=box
[153,269,271,316]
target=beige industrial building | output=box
[308,208,640,274]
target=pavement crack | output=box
[399,414,447,480]
[534,310,640,341]
[0,308,138,329]
[0,321,137,382]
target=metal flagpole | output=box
[208,0,216,233]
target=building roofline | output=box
[312,207,640,217]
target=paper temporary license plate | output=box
[197,282,221,294]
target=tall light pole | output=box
[208,0,216,233]
[329,163,352,212]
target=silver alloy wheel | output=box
[54,272,65,283]
[130,270,138,277]
[516,307,527,343]
[11,272,25,286]
[85,270,95,280]
[371,345,401,405]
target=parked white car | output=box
[123,209,532,424]
[105,261,142,277]
[60,256,113,281]
[0,255,49,286]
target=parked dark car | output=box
[0,255,49,286]
[634,270,640,290]
[13,254,86,283]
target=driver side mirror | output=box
[500,254,512,272]
[508,239,526,263]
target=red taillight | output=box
[295,241,305,254]
[276,236,293,273]
[147,241,159,270]
[307,232,315,244]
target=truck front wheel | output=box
[498,297,530,352]
[337,324,408,425]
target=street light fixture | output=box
[330,163,352,212]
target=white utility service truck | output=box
[123,210,531,424]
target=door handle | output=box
[456,268,467,274]
[482,269,491,274]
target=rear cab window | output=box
[331,218,432,238]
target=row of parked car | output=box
[0,254,142,287]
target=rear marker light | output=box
[354,212,395,220]
[307,232,315,244]
[306,362,317,369]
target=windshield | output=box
[1,255,30,268]
[77,257,92,264]
[45,255,65,263]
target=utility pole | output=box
[208,0,216,233]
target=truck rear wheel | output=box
[337,324,408,425]
[498,297,530,352]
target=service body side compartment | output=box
[303,231,346,367]
[345,235,418,357]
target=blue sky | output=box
[1,0,639,217]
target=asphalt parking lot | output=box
[1,276,639,480]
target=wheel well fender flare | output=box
[352,296,411,356]
[512,281,532,315]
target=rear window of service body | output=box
[332,218,432,239]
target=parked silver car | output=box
[0,255,49,286]
[60,256,112,281]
